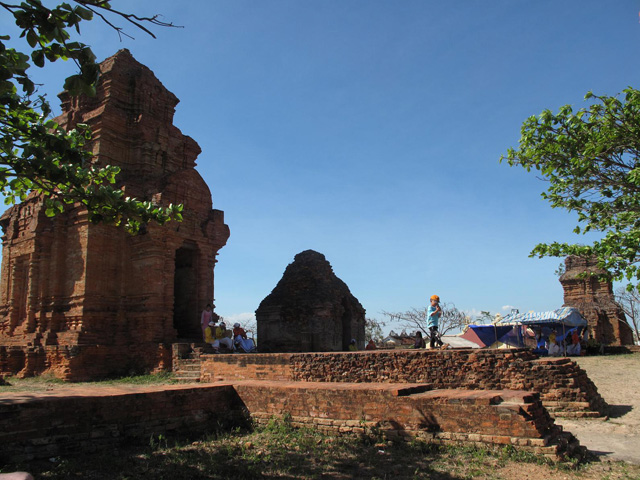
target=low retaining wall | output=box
[199,349,606,417]
[0,381,582,463]
[0,384,240,463]
[200,352,293,382]
[235,381,581,458]
[0,344,172,381]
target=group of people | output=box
[537,328,583,356]
[199,294,446,354]
[200,304,256,353]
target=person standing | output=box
[427,295,443,348]
[200,304,213,342]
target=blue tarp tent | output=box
[461,325,515,348]
[496,307,587,355]
[497,307,587,329]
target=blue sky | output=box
[2,1,640,331]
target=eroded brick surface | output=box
[256,250,365,352]
[0,50,229,380]
[200,349,606,416]
[0,381,581,462]
[560,255,634,345]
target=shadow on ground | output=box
[606,404,633,419]
[5,434,485,480]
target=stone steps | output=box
[173,354,203,383]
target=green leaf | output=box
[31,49,45,67]
[74,6,93,20]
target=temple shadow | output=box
[17,427,477,480]
[606,404,633,419]
[585,450,615,460]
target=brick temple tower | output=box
[559,255,633,345]
[0,50,230,380]
[256,250,366,352]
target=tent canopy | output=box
[461,325,514,348]
[497,307,587,328]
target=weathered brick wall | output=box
[0,384,241,463]
[201,353,292,382]
[199,349,605,416]
[234,381,580,458]
[560,255,634,345]
[0,382,581,463]
[0,343,172,381]
[0,50,230,382]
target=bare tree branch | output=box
[615,287,640,344]
[382,302,472,337]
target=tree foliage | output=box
[502,87,640,289]
[0,0,181,233]
[364,317,386,343]
[382,302,471,337]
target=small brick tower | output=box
[559,255,633,345]
[0,50,229,380]
[256,250,366,352]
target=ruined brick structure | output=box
[196,348,605,417]
[0,381,582,462]
[0,50,229,380]
[256,250,365,352]
[559,256,633,345]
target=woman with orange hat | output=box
[427,294,443,348]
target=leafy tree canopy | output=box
[502,87,640,290]
[0,0,181,233]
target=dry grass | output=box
[0,371,176,393]
[2,417,639,480]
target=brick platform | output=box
[0,384,241,463]
[235,380,580,458]
[197,348,606,417]
[0,381,582,463]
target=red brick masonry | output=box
[197,349,605,417]
[0,384,239,463]
[0,381,581,463]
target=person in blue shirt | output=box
[427,294,444,348]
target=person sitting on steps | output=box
[214,321,234,353]
[205,321,234,353]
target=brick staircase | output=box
[172,344,209,383]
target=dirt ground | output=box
[555,353,640,465]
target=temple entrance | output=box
[341,299,352,350]
[173,245,199,339]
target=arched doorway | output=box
[173,244,199,339]
[341,299,352,351]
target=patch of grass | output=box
[1,373,65,385]
[0,374,66,393]
[97,371,177,385]
[5,419,640,479]
[0,371,177,393]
